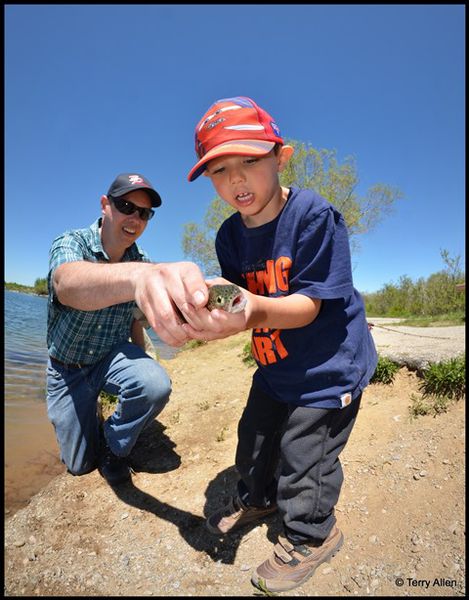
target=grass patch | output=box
[409,355,465,419]
[409,393,452,418]
[387,312,465,327]
[241,341,256,367]
[370,355,400,385]
[418,355,465,400]
[183,339,207,350]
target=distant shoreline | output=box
[4,285,47,297]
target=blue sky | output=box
[5,4,465,293]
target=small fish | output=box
[206,284,247,313]
[133,283,246,328]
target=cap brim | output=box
[112,186,162,207]
[145,189,162,208]
[187,140,276,182]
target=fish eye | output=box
[216,296,224,305]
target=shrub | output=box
[99,390,118,409]
[33,277,48,295]
[370,355,400,385]
[241,341,256,366]
[98,391,118,420]
[419,355,465,401]
[363,250,465,318]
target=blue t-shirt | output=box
[215,186,378,409]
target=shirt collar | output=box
[89,218,146,261]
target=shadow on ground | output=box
[110,425,281,564]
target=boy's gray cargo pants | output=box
[235,381,361,545]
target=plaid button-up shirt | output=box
[47,218,150,365]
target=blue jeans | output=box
[46,341,171,475]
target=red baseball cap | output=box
[188,96,284,182]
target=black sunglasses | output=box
[109,196,155,221]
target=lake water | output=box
[4,289,179,516]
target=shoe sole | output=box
[206,506,277,535]
[251,531,344,593]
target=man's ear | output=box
[100,195,109,214]
[277,145,294,172]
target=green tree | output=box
[182,140,403,275]
[33,277,48,295]
[363,249,465,317]
[182,201,234,277]
[440,248,464,283]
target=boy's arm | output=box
[246,291,322,329]
[181,283,322,341]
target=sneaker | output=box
[98,443,131,486]
[251,525,344,593]
[206,495,277,535]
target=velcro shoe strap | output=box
[274,537,296,563]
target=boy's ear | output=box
[277,145,294,172]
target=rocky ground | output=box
[4,325,466,597]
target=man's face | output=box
[101,189,153,247]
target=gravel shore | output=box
[4,328,465,596]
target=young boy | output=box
[185,96,378,593]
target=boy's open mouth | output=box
[236,192,254,205]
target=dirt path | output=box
[368,319,465,370]
[4,331,465,596]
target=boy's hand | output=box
[177,276,321,342]
[181,309,248,341]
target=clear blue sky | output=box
[5,4,465,293]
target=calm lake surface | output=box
[4,289,178,516]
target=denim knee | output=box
[140,361,172,409]
[60,439,100,476]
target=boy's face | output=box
[204,145,293,227]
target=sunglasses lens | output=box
[116,199,134,215]
[112,198,154,221]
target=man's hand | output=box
[134,262,210,347]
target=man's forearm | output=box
[53,259,211,348]
[53,261,150,310]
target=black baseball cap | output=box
[107,173,162,207]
